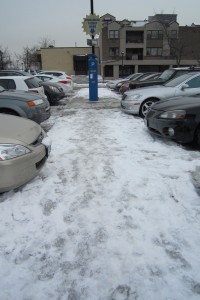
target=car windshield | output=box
[163,73,197,87]
[159,69,175,80]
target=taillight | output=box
[66,76,72,80]
[58,80,68,84]
[30,89,39,93]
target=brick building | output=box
[98,13,200,79]
[37,13,200,79]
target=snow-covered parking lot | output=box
[1,86,200,300]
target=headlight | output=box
[27,99,44,106]
[159,110,186,119]
[126,94,141,101]
[0,144,31,161]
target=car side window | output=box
[36,76,44,81]
[186,75,200,88]
[0,79,16,89]
[43,76,51,82]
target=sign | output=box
[82,13,103,37]
[87,39,98,46]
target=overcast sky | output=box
[0,0,199,55]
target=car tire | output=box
[139,98,158,118]
[45,92,54,105]
[194,126,200,147]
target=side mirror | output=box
[181,84,189,90]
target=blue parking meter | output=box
[88,54,98,101]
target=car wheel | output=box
[45,92,54,105]
[194,126,200,147]
[139,98,158,118]
[0,109,19,116]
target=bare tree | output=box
[39,37,55,48]
[15,46,40,71]
[0,47,11,70]
[157,20,187,66]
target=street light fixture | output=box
[121,51,124,78]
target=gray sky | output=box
[0,0,199,55]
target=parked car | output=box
[119,72,161,94]
[0,113,51,193]
[0,76,45,96]
[38,70,73,89]
[106,73,143,90]
[0,85,50,123]
[121,72,200,118]
[34,74,72,95]
[145,94,200,146]
[128,67,200,91]
[0,70,65,105]
[37,81,65,105]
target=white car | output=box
[121,72,200,118]
[0,76,45,96]
[34,74,72,95]
[106,73,143,90]
[39,70,73,89]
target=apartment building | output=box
[98,13,200,79]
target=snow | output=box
[1,85,200,300]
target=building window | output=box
[146,48,162,56]
[109,30,119,39]
[109,47,119,57]
[147,30,163,39]
[170,30,178,39]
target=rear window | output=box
[24,77,40,88]
[0,79,16,89]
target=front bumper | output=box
[0,143,48,193]
[121,100,140,115]
[145,110,196,143]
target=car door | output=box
[175,74,200,97]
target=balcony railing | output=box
[126,39,143,44]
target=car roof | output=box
[0,76,33,79]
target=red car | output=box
[119,72,161,94]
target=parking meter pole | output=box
[88,54,98,101]
[90,0,95,54]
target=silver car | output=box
[0,86,50,123]
[121,72,200,118]
[0,114,51,193]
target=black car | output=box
[129,67,200,90]
[36,80,65,105]
[145,94,200,146]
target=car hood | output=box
[0,114,42,145]
[125,85,169,96]
[152,95,200,111]
[0,89,44,100]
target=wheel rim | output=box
[141,100,155,117]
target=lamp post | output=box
[90,0,95,54]
[121,51,124,78]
